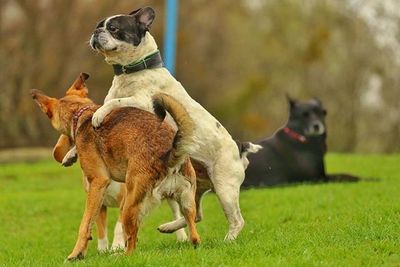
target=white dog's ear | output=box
[129,8,142,15]
[132,7,155,30]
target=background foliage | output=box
[1,0,399,152]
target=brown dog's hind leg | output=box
[67,174,110,261]
[96,205,108,252]
[121,171,154,255]
[178,191,200,247]
[178,161,200,246]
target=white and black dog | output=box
[65,7,261,241]
[243,97,360,188]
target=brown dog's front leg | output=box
[67,178,110,261]
[53,134,71,163]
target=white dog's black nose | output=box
[90,33,101,50]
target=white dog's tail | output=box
[236,141,263,169]
[152,93,194,169]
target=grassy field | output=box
[0,154,399,266]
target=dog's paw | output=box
[175,229,188,242]
[110,243,125,252]
[66,252,85,262]
[157,223,177,234]
[224,232,237,242]
[92,108,107,128]
[97,238,109,252]
[110,237,125,251]
[62,148,77,167]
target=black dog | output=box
[243,97,360,188]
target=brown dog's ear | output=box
[31,89,57,118]
[66,72,89,97]
[72,72,89,89]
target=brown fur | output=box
[53,134,72,163]
[31,73,200,260]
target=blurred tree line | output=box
[1,0,399,152]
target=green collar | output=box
[112,50,164,75]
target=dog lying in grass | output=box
[243,96,361,188]
[31,73,200,260]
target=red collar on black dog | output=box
[283,127,307,143]
[72,105,93,141]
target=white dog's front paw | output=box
[62,146,77,167]
[92,108,108,128]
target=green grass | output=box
[0,154,399,266]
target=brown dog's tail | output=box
[152,93,195,169]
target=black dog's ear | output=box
[132,7,155,30]
[286,94,296,109]
[312,97,322,106]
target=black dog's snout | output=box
[313,123,320,131]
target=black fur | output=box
[235,140,251,158]
[106,7,155,46]
[243,97,362,188]
[152,99,167,121]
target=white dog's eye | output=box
[109,25,118,32]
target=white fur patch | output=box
[102,180,122,208]
[111,221,125,251]
[247,143,263,153]
[97,237,108,252]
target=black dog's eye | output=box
[303,111,310,118]
[322,109,327,116]
[109,25,118,32]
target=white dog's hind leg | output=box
[168,199,188,241]
[110,220,125,251]
[212,158,245,241]
[157,200,187,239]
[157,188,209,233]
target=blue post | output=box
[164,0,178,75]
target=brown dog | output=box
[31,73,200,260]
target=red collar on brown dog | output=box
[72,105,93,141]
